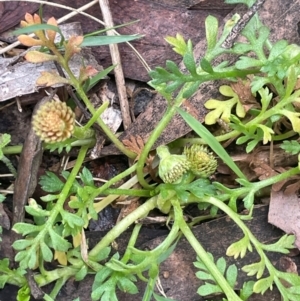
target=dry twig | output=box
[99,0,132,130]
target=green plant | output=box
[194,253,255,300]
[0,133,17,176]
[2,1,300,301]
[14,12,142,157]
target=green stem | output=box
[1,155,17,177]
[249,166,300,190]
[216,166,300,204]
[34,267,78,287]
[202,196,289,295]
[92,163,150,214]
[136,92,187,189]
[121,224,142,264]
[2,138,96,155]
[115,217,180,274]
[59,58,135,159]
[245,89,300,128]
[91,163,138,199]
[178,128,297,146]
[19,146,88,268]
[176,130,240,146]
[49,276,68,299]
[4,271,26,287]
[89,195,158,257]
[101,188,152,197]
[44,146,88,218]
[68,138,96,147]
[183,69,259,86]
[272,130,297,141]
[2,145,23,155]
[172,198,242,301]
[82,100,109,131]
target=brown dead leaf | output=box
[283,181,300,195]
[0,203,10,230]
[122,135,145,160]
[250,162,300,194]
[145,152,160,182]
[182,99,199,119]
[54,250,68,265]
[294,77,300,91]
[269,190,300,249]
[80,229,89,263]
[230,79,259,113]
[116,197,141,222]
[252,163,278,180]
[279,256,299,289]
[279,256,298,274]
[271,168,300,194]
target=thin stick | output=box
[222,0,266,49]
[98,0,132,130]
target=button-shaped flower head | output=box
[32,100,75,143]
[157,145,191,184]
[184,144,217,178]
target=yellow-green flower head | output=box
[184,144,217,178]
[157,145,190,184]
[32,100,75,143]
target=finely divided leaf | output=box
[205,16,218,52]
[239,281,255,301]
[226,264,238,288]
[39,171,64,193]
[197,282,222,296]
[242,260,265,279]
[183,41,197,76]
[40,241,53,262]
[216,257,227,275]
[200,58,214,74]
[253,276,274,294]
[263,234,295,254]
[12,223,41,235]
[281,140,300,155]
[226,235,252,259]
[117,276,138,294]
[61,211,85,228]
[12,239,33,251]
[48,228,71,251]
[80,167,94,186]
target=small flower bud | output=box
[32,100,75,143]
[157,145,190,184]
[184,144,217,178]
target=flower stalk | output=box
[172,197,242,301]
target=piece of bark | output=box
[41,0,229,82]
[0,1,39,34]
[100,0,300,156]
[151,0,233,9]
